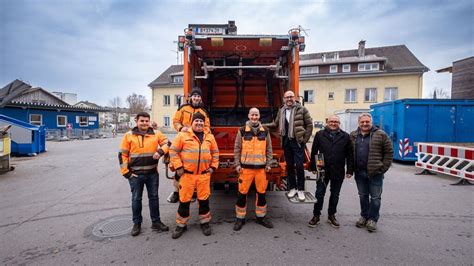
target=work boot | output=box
[256,216,273,228]
[201,222,212,236]
[131,223,141,237]
[171,226,187,239]
[355,217,368,228]
[327,215,340,228]
[308,216,320,228]
[151,221,169,232]
[233,218,245,231]
[167,191,179,203]
[287,188,297,199]
[366,220,377,232]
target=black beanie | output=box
[192,112,205,122]
[190,87,202,96]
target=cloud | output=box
[1,0,472,106]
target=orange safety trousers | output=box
[235,168,267,219]
[176,173,211,226]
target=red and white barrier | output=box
[416,142,474,181]
[399,138,409,158]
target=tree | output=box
[126,93,147,115]
[109,96,123,130]
[429,87,450,99]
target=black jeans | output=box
[283,138,305,191]
[313,178,344,216]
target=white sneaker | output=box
[287,188,297,198]
[297,190,305,202]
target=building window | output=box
[57,115,67,127]
[29,114,42,126]
[163,95,170,106]
[303,90,314,103]
[172,75,183,84]
[163,116,170,127]
[365,88,377,102]
[342,64,350,72]
[384,87,398,101]
[300,66,319,75]
[328,92,334,100]
[330,65,338,73]
[358,63,380,72]
[175,95,182,106]
[78,116,88,127]
[345,89,357,103]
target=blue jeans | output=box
[283,138,305,190]
[128,172,160,225]
[313,178,343,216]
[355,170,383,222]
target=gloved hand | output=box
[176,168,184,177]
[153,152,161,160]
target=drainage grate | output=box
[90,215,133,238]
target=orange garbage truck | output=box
[174,21,309,191]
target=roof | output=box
[74,101,103,109]
[148,65,184,87]
[300,45,429,73]
[0,80,110,112]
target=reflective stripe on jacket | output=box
[169,128,219,174]
[118,127,169,177]
[173,104,211,132]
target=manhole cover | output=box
[90,215,133,238]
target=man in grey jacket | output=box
[266,90,313,202]
[349,113,393,232]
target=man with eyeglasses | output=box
[265,90,313,201]
[349,113,393,232]
[308,115,353,228]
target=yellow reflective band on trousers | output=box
[199,212,211,224]
[255,204,267,218]
[235,205,246,219]
[176,213,190,226]
[240,125,267,167]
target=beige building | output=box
[148,65,184,131]
[149,41,428,130]
[299,41,428,126]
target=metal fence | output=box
[45,128,116,141]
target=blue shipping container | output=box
[371,99,474,161]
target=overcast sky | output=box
[1,0,472,106]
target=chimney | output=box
[227,20,237,35]
[358,40,366,57]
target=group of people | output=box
[118,87,393,239]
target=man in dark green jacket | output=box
[349,113,393,232]
[265,90,313,202]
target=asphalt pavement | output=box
[0,137,472,265]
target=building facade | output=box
[299,41,428,126]
[148,65,184,131]
[0,80,108,130]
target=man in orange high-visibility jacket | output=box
[119,112,170,237]
[169,112,219,239]
[233,108,274,231]
[168,86,211,203]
